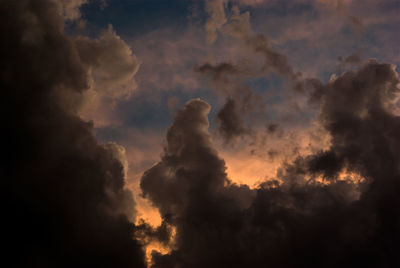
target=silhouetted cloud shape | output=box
[194,62,261,143]
[1,0,145,267]
[142,60,400,267]
[5,1,400,267]
[216,98,248,143]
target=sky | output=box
[2,0,400,267]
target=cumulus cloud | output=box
[6,1,400,267]
[75,25,140,126]
[142,60,400,267]
[76,25,140,96]
[1,0,145,267]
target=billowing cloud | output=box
[75,25,140,127]
[5,1,400,267]
[1,0,145,267]
[142,59,400,267]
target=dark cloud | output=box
[312,60,400,181]
[266,123,279,133]
[194,62,240,86]
[142,60,400,267]
[216,98,248,142]
[194,61,263,143]
[140,99,255,267]
[1,0,145,267]
[5,1,400,267]
[135,221,173,247]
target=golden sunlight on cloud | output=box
[218,124,332,187]
[314,171,366,185]
[145,242,171,265]
[221,152,280,187]
[128,170,163,228]
[144,227,177,266]
[135,195,163,227]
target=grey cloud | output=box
[142,60,400,267]
[216,98,248,143]
[74,25,140,126]
[198,4,302,143]
[194,61,262,143]
[194,62,241,87]
[338,52,363,70]
[61,0,88,20]
[205,0,228,44]
[213,4,298,79]
[1,0,145,267]
[75,25,140,96]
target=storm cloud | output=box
[1,0,145,267]
[4,1,400,268]
[142,60,400,267]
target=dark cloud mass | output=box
[4,0,400,267]
[216,98,248,142]
[1,0,145,267]
[142,60,400,267]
